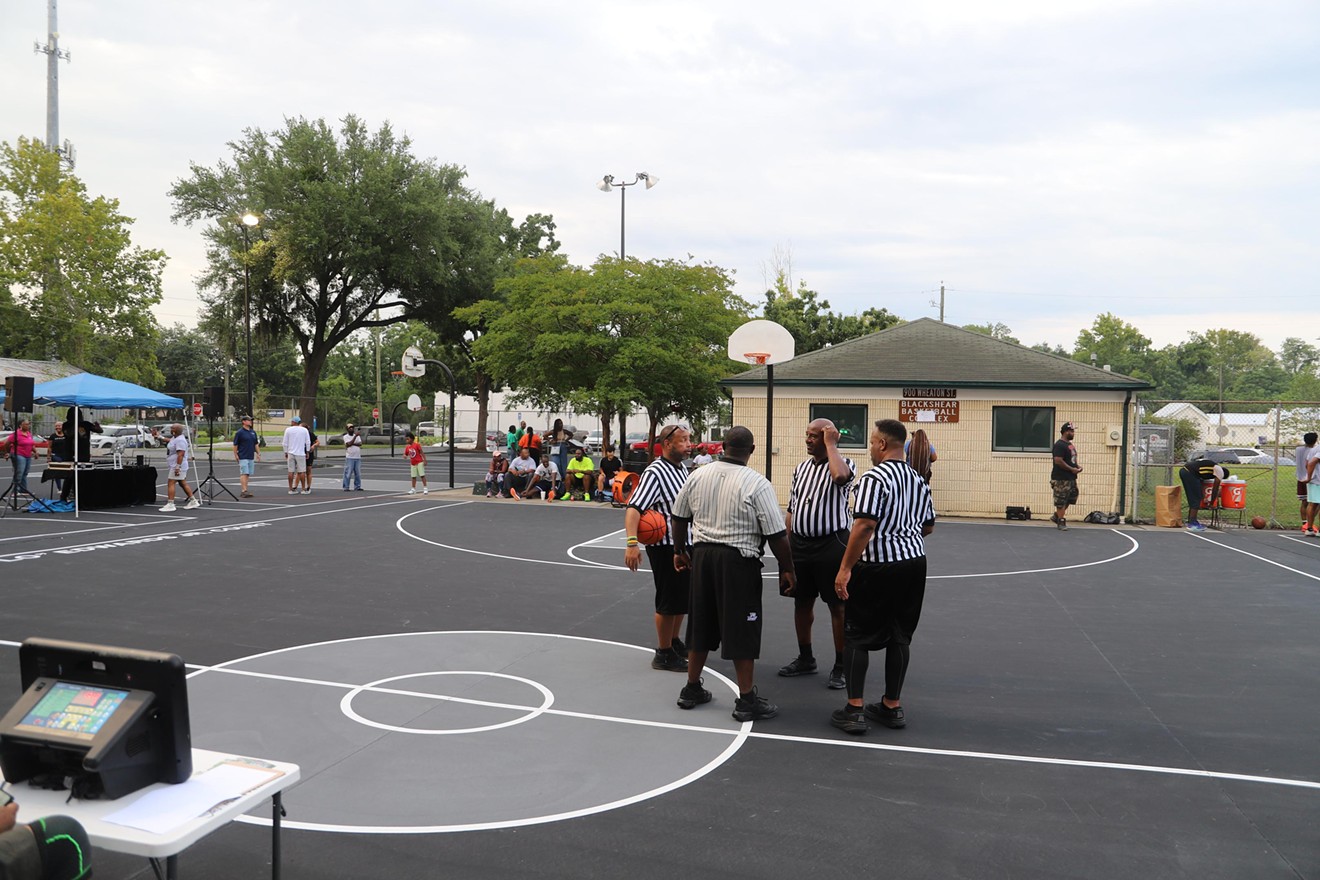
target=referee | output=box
[670,427,797,722]
[831,419,935,736]
[779,418,855,690]
[624,424,692,672]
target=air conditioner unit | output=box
[1104,426,1122,447]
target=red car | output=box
[629,438,723,458]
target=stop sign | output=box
[192,402,204,417]
[372,408,380,419]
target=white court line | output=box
[1189,531,1320,583]
[1279,534,1320,550]
[184,657,1320,793]
[396,508,615,570]
[0,498,471,561]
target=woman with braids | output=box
[904,428,937,485]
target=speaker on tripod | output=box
[203,386,226,420]
[196,387,237,504]
[3,377,34,414]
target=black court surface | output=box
[1,455,1318,879]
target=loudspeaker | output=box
[203,386,225,418]
[3,376,34,413]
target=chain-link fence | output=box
[1129,399,1320,527]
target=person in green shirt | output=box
[565,444,596,501]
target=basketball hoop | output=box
[390,370,405,377]
[743,352,771,365]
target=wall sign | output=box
[899,399,960,423]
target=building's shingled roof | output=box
[723,318,1150,390]
[0,358,82,385]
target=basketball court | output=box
[1,452,1317,878]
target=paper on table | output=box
[104,763,282,834]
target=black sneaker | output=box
[863,701,906,729]
[732,687,778,722]
[1057,518,1068,531]
[778,656,818,677]
[677,678,712,709]
[651,650,688,672]
[671,637,688,659]
[830,704,868,735]
[826,666,847,690]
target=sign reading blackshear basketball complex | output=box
[899,387,959,423]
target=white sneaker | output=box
[408,488,416,495]
[303,488,311,494]
[422,488,429,495]
[183,497,200,510]
[159,502,176,512]
[288,489,297,495]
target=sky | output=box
[1,0,1317,355]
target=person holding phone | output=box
[0,791,94,879]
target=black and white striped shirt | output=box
[628,456,689,547]
[787,456,856,537]
[852,459,935,563]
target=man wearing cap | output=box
[233,415,261,498]
[282,416,311,495]
[486,449,509,497]
[342,423,364,491]
[1050,421,1082,531]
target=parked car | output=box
[1219,447,1293,467]
[417,421,438,436]
[90,425,158,449]
[583,431,604,453]
[1187,449,1242,466]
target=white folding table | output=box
[2,748,300,880]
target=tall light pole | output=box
[597,172,658,260]
[239,212,260,418]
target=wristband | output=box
[626,537,638,546]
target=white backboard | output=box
[728,319,795,365]
[407,393,423,413]
[402,346,425,378]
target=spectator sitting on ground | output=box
[507,447,538,500]
[486,450,509,497]
[532,453,561,501]
[565,444,595,500]
[597,443,622,501]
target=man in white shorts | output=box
[282,416,311,494]
[160,423,200,512]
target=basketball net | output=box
[743,352,770,365]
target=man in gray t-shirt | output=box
[342,423,364,491]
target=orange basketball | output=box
[1250,516,1267,530]
[637,509,668,545]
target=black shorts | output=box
[1179,469,1204,512]
[688,543,764,660]
[645,544,690,616]
[790,531,848,609]
[844,556,927,651]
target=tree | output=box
[1072,313,1154,380]
[461,254,750,454]
[155,324,222,394]
[169,115,501,421]
[761,273,899,354]
[0,137,166,383]
[961,322,1019,344]
[1279,337,1319,376]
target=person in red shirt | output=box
[404,433,429,495]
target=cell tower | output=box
[34,0,75,168]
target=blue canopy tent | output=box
[33,374,184,516]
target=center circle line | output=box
[341,671,555,735]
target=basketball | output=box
[637,509,668,545]
[1250,516,1267,530]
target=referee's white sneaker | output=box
[183,497,200,510]
[158,502,176,512]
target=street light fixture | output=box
[239,212,260,419]
[596,172,657,260]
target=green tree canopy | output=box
[460,254,750,450]
[169,115,504,420]
[0,137,166,383]
[761,275,899,353]
[1072,313,1154,381]
[961,322,1019,344]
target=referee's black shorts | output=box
[688,543,765,660]
[844,555,927,651]
[645,544,690,615]
[790,530,848,608]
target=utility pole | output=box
[35,0,74,168]
[939,281,945,322]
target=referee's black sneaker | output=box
[864,701,906,729]
[732,687,778,722]
[778,656,818,677]
[827,666,847,689]
[830,704,868,735]
[671,637,688,659]
[652,649,688,672]
[677,678,712,709]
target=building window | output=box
[809,404,868,448]
[992,406,1054,452]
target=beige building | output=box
[723,319,1150,519]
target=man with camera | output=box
[342,423,364,491]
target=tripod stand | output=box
[0,460,40,519]
[195,416,238,504]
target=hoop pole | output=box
[765,362,774,482]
